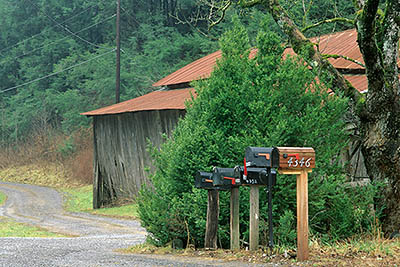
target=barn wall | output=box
[92,109,185,208]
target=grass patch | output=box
[0,217,66,237]
[0,191,6,206]
[63,185,138,219]
[62,185,93,212]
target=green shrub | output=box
[138,18,377,248]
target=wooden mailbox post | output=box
[277,147,315,261]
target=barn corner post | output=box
[92,116,101,209]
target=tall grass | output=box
[0,127,93,185]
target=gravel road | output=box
[0,181,275,267]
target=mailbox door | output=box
[212,167,239,186]
[240,167,270,185]
[195,171,214,189]
[245,147,279,168]
[195,171,231,190]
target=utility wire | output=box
[0,49,115,94]
[0,5,96,56]
[0,14,116,64]
[25,0,108,49]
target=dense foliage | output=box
[138,20,379,248]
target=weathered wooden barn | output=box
[82,89,193,208]
[83,28,369,208]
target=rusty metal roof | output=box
[153,29,364,87]
[83,29,373,117]
[81,88,195,116]
[343,75,368,93]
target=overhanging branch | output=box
[263,0,362,104]
[322,54,366,68]
[302,17,355,33]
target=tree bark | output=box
[355,0,400,233]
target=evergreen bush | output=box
[138,19,378,248]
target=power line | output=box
[0,49,115,94]
[0,5,96,56]
[25,0,107,49]
[0,14,116,64]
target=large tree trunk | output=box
[362,114,400,232]
[355,0,400,233]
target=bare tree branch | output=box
[208,1,232,29]
[170,10,217,40]
[238,0,264,8]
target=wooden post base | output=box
[279,169,310,261]
[296,170,309,261]
[249,185,259,251]
[205,189,219,249]
[230,187,240,250]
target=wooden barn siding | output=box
[93,109,185,208]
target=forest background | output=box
[0,0,355,156]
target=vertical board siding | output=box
[93,109,185,208]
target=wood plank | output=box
[278,169,312,175]
[93,110,185,206]
[297,170,309,261]
[205,189,219,249]
[230,187,240,250]
[249,185,259,251]
[276,147,315,153]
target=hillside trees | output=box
[199,0,400,233]
[0,0,220,145]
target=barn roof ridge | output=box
[81,88,195,116]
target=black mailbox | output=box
[212,167,240,187]
[235,166,276,186]
[195,171,231,190]
[245,147,279,168]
